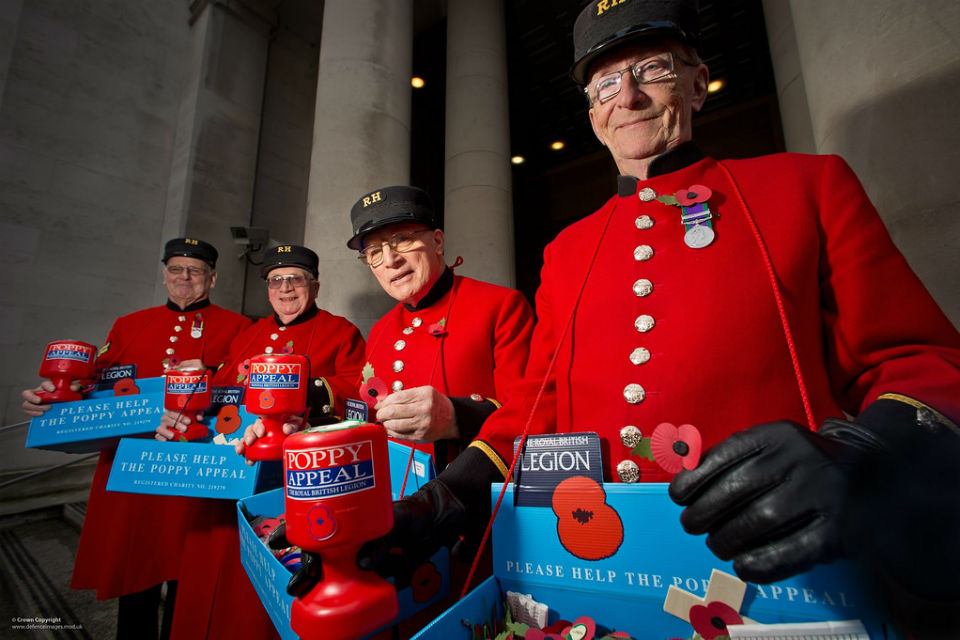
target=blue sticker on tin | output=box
[248,361,302,389]
[285,440,376,499]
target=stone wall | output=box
[0,1,194,509]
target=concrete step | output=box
[0,505,115,639]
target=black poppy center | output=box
[673,440,689,456]
[367,388,379,397]
[711,616,726,630]
[687,191,698,199]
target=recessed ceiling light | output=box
[511,155,525,165]
[708,79,724,93]
[550,141,565,151]
[411,77,425,89]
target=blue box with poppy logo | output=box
[25,376,166,453]
[237,444,449,639]
[104,385,285,499]
[413,482,900,639]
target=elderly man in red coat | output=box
[344,185,535,469]
[361,0,960,632]
[240,188,535,612]
[158,244,365,639]
[22,237,252,639]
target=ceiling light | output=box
[708,79,724,93]
[411,77,425,89]
[550,141,565,151]
[511,155,525,165]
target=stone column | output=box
[767,0,960,327]
[161,0,275,310]
[0,0,24,106]
[760,0,814,154]
[304,0,413,335]
[444,0,515,288]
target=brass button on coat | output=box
[629,347,650,365]
[620,425,642,449]
[633,279,653,297]
[634,245,654,261]
[617,459,640,483]
[623,383,646,404]
[634,315,655,333]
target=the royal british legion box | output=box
[414,482,899,639]
[25,376,165,453]
[106,385,282,499]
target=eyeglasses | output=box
[586,52,693,105]
[267,274,313,289]
[165,265,209,277]
[358,229,432,267]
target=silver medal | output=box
[684,224,715,249]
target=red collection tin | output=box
[36,340,97,403]
[163,368,211,412]
[244,353,309,460]
[163,368,212,441]
[282,421,397,639]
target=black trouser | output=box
[115,581,177,640]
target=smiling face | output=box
[587,40,708,179]
[362,223,446,306]
[266,266,319,324]
[163,256,216,309]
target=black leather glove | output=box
[264,523,325,598]
[356,445,505,585]
[669,419,855,584]
[669,398,960,604]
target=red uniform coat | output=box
[364,272,535,465]
[474,149,960,483]
[170,305,365,640]
[72,300,252,600]
[211,305,366,416]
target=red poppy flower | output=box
[257,390,277,410]
[308,504,337,540]
[650,422,702,473]
[359,376,388,408]
[563,616,596,640]
[428,318,447,337]
[410,561,443,603]
[237,359,251,376]
[252,515,284,539]
[168,355,181,368]
[113,377,139,396]
[281,341,294,354]
[674,184,712,206]
[214,405,241,434]
[688,601,742,640]
[541,620,572,634]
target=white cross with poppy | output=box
[662,568,755,624]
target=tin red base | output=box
[36,379,86,404]
[244,417,290,461]
[36,340,97,404]
[290,551,399,640]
